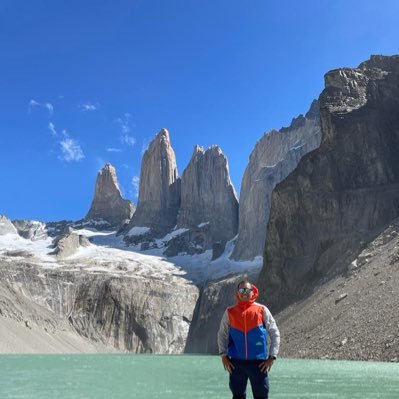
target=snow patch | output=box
[0,225,262,285]
[126,226,151,236]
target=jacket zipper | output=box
[244,310,248,359]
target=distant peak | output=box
[192,144,223,157]
[103,163,115,170]
[193,145,205,155]
[206,144,222,155]
[156,128,170,141]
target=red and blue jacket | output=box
[217,285,280,360]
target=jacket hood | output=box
[235,284,259,309]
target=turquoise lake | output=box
[0,355,398,398]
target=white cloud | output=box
[59,138,85,162]
[121,134,136,147]
[117,113,136,147]
[28,99,54,116]
[106,148,123,153]
[48,122,57,136]
[28,99,40,111]
[79,102,99,112]
[45,103,54,116]
[117,113,131,133]
[132,175,140,197]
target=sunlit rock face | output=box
[12,220,48,241]
[0,215,18,235]
[231,100,321,261]
[0,259,199,354]
[128,129,180,234]
[86,163,135,228]
[258,55,399,311]
[51,232,91,258]
[165,145,238,258]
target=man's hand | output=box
[258,358,275,373]
[221,354,234,373]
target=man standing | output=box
[217,280,280,399]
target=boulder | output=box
[51,232,91,258]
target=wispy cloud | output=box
[116,113,136,148]
[121,134,136,147]
[28,99,54,116]
[106,148,123,153]
[28,99,40,110]
[132,175,140,197]
[48,122,57,136]
[79,102,100,112]
[59,137,85,162]
[45,103,54,116]
[47,121,84,163]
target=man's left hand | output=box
[258,358,275,373]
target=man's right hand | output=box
[221,354,234,373]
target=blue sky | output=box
[1,0,399,221]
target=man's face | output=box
[237,282,253,302]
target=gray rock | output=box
[258,55,399,311]
[275,217,399,361]
[232,100,321,260]
[127,129,180,235]
[51,232,90,258]
[70,275,198,353]
[13,220,48,241]
[163,224,211,257]
[167,145,238,257]
[86,163,135,227]
[0,214,17,235]
[0,259,199,353]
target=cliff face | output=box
[128,129,180,233]
[0,259,199,353]
[258,55,399,311]
[86,163,135,227]
[232,101,321,261]
[177,145,238,242]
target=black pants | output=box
[229,359,270,399]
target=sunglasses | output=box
[238,287,253,294]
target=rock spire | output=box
[177,144,238,246]
[129,129,180,232]
[86,163,134,227]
